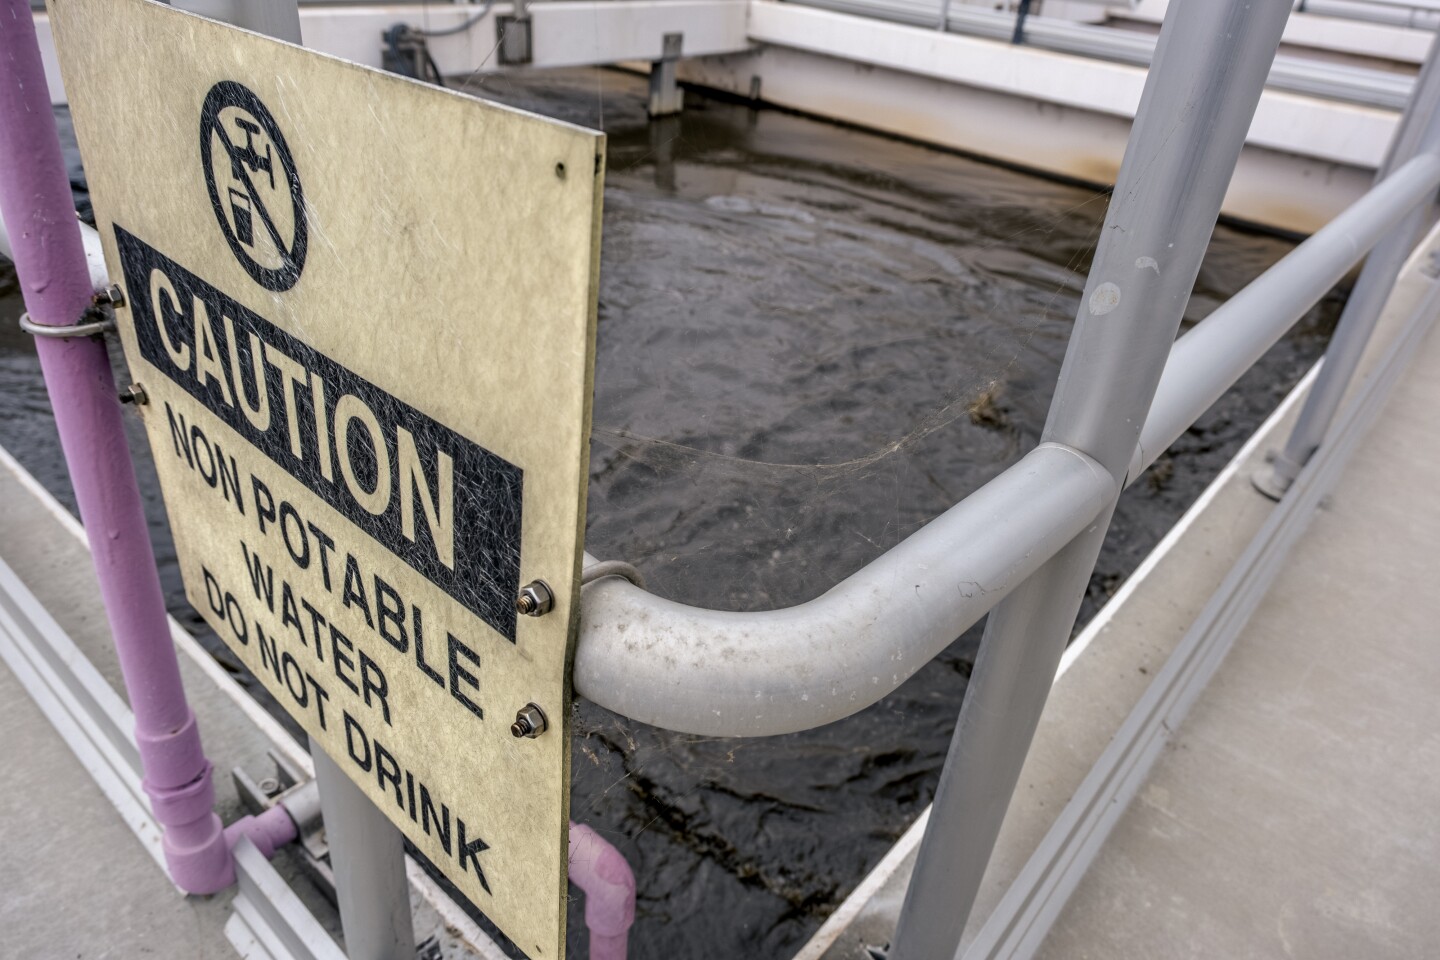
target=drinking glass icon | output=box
[228,187,254,247]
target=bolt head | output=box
[118,382,148,406]
[511,703,548,739]
[103,283,126,307]
[515,580,554,617]
[257,777,282,796]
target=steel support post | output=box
[648,33,685,117]
[313,740,417,960]
[886,2,1294,958]
[228,0,304,44]
[1259,38,1440,498]
[232,4,416,956]
[1010,0,1033,45]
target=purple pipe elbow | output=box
[226,805,301,860]
[569,822,637,960]
[0,0,234,895]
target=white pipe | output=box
[573,154,1440,738]
[0,209,109,293]
[574,443,1116,737]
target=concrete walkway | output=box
[0,447,500,959]
[0,451,330,958]
[0,631,244,958]
[1037,296,1440,958]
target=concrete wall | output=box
[684,3,1386,233]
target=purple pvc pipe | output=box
[0,0,233,894]
[569,822,637,960]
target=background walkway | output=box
[1038,314,1440,959]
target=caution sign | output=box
[49,2,604,957]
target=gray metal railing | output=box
[573,124,1440,741]
[791,0,1416,109]
[574,1,1440,955]
[1297,0,1440,30]
[1260,37,1440,497]
[888,4,1321,953]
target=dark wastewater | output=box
[0,68,1339,959]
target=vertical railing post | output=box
[1256,35,1440,499]
[235,4,417,956]
[1011,0,1033,45]
[216,0,304,43]
[887,2,1295,958]
[313,740,417,960]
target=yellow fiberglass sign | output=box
[49,1,604,956]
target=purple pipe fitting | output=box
[227,805,302,860]
[569,822,637,960]
[0,0,246,894]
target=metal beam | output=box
[742,3,1393,173]
[244,7,418,958]
[204,0,303,44]
[800,0,1414,109]
[228,839,350,960]
[312,742,417,960]
[289,1,751,75]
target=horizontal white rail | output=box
[575,443,1116,735]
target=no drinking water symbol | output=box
[200,81,308,292]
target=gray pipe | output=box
[311,740,416,960]
[804,0,1414,109]
[180,0,303,43]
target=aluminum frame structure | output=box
[889,3,1297,954]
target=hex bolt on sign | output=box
[511,703,548,739]
[515,580,554,617]
[102,283,125,307]
[118,382,148,405]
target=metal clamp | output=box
[580,559,647,590]
[18,311,115,340]
[234,751,334,902]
